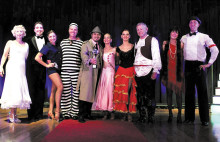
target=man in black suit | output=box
[26,21,47,121]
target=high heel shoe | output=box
[48,111,55,119]
[168,110,173,123]
[102,111,109,120]
[121,114,127,121]
[128,114,132,122]
[55,111,60,122]
[14,115,21,123]
[110,113,115,120]
[102,114,108,120]
[8,112,15,123]
[177,114,182,124]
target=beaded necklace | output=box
[169,44,176,59]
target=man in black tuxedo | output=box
[26,21,47,121]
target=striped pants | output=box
[60,70,80,118]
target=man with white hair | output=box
[134,22,162,123]
[60,23,83,120]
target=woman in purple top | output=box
[35,30,63,122]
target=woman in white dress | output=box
[0,25,31,123]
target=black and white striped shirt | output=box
[60,39,83,71]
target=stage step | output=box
[211,104,220,113]
[215,88,220,95]
[213,96,220,105]
[212,73,220,105]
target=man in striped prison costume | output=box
[60,23,83,120]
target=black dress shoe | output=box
[59,117,65,122]
[183,120,194,125]
[64,116,71,119]
[78,116,86,123]
[34,117,40,121]
[35,115,43,120]
[177,118,182,124]
[72,116,78,120]
[28,117,34,122]
[121,115,127,121]
[136,117,146,123]
[85,115,95,120]
[148,117,154,124]
[177,114,182,124]
[201,121,209,126]
[167,116,172,123]
[28,118,36,123]
[28,117,33,121]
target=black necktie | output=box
[36,36,43,39]
[189,32,197,36]
[95,43,98,50]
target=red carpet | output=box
[42,120,147,142]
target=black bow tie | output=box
[189,32,197,36]
[36,36,43,39]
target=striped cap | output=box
[69,23,78,27]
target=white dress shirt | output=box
[181,32,219,64]
[134,35,162,77]
[35,36,45,51]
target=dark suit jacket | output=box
[25,36,48,119]
[26,36,47,94]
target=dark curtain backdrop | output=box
[0,0,220,105]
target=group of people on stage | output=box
[0,16,219,127]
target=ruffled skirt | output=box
[113,66,137,113]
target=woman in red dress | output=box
[161,27,184,123]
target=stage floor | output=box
[0,108,219,142]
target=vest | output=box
[140,36,152,59]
